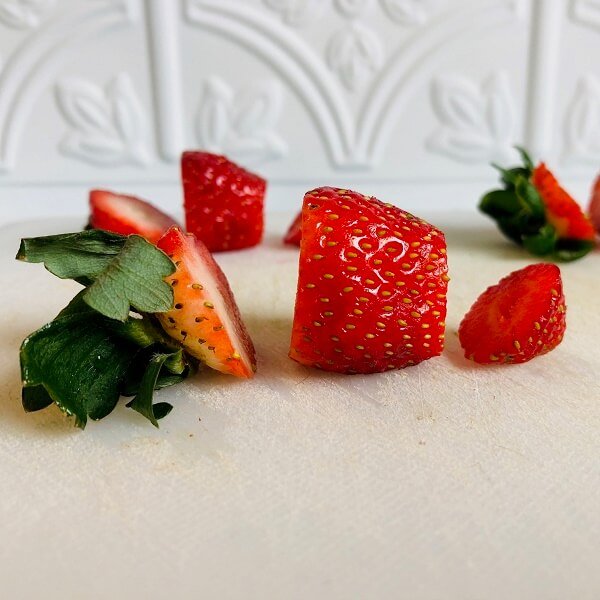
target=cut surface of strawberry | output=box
[182,151,266,252]
[289,187,449,374]
[480,148,595,261]
[532,163,596,240]
[156,227,256,378]
[589,174,600,235]
[284,211,302,246]
[89,189,178,244]
[459,263,566,365]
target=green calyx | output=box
[17,230,197,429]
[480,146,593,262]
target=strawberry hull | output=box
[182,152,266,252]
[289,188,449,374]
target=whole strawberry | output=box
[480,148,595,261]
[182,151,266,252]
[289,188,449,374]
[459,263,566,365]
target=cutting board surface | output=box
[1,214,598,600]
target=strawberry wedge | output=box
[284,211,302,246]
[156,227,256,378]
[90,189,178,244]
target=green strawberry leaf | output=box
[17,231,176,322]
[522,223,558,256]
[83,235,175,322]
[126,353,177,427]
[16,230,126,286]
[20,300,137,428]
[554,239,596,262]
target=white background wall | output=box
[0,0,599,221]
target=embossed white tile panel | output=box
[0,0,598,212]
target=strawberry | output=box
[182,151,266,252]
[480,148,595,261]
[289,188,449,374]
[156,227,256,378]
[89,189,178,244]
[588,174,600,235]
[458,263,566,365]
[284,211,302,246]
[532,163,596,240]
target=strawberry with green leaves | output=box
[289,188,449,374]
[480,148,595,261]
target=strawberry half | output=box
[588,174,600,236]
[89,189,178,244]
[283,211,302,246]
[182,151,266,252]
[289,188,449,374]
[156,227,256,378]
[458,263,566,365]
[480,148,595,261]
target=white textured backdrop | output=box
[0,0,599,219]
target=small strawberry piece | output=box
[89,189,178,244]
[156,227,256,378]
[588,174,600,235]
[289,187,449,374]
[459,263,566,365]
[182,152,266,252]
[284,211,302,246]
[532,164,596,241]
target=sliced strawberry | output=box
[532,163,596,240]
[289,187,449,374]
[182,152,266,252]
[156,227,256,378]
[89,189,178,244]
[480,148,595,261]
[284,211,302,246]
[588,174,600,235]
[459,263,566,365]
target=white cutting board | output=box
[0,213,599,600]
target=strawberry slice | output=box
[480,148,595,261]
[182,151,266,252]
[89,189,178,244]
[156,227,256,378]
[459,263,566,365]
[532,163,596,240]
[289,188,449,374]
[588,174,600,236]
[283,211,302,246]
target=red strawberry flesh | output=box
[89,189,178,244]
[284,211,302,246]
[289,188,449,374]
[532,164,595,241]
[182,151,266,252]
[156,227,256,378]
[589,174,600,235]
[458,263,566,365]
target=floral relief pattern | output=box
[55,73,151,167]
[563,75,600,164]
[0,0,54,29]
[428,72,516,164]
[262,0,325,26]
[327,23,384,91]
[379,0,442,25]
[571,0,600,30]
[196,77,287,164]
